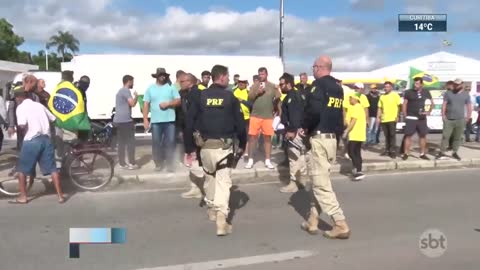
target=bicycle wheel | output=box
[66,150,114,191]
[0,152,33,196]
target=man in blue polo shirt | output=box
[143,68,181,172]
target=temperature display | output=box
[398,14,447,32]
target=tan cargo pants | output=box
[287,136,307,182]
[308,135,346,222]
[200,147,233,216]
[53,127,78,167]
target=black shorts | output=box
[404,119,429,137]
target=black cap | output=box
[79,75,90,84]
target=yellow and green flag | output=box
[48,81,91,131]
[409,67,441,89]
[138,94,145,114]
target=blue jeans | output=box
[18,135,57,176]
[367,117,379,144]
[151,122,176,167]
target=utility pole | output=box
[279,0,285,66]
[45,47,49,71]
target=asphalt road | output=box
[0,168,479,270]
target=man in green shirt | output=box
[245,67,281,169]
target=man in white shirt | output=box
[11,91,66,204]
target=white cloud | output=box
[350,0,384,11]
[404,0,437,13]
[0,0,384,72]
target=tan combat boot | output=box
[216,212,233,236]
[279,180,298,193]
[207,208,217,222]
[181,186,202,199]
[323,219,351,240]
[300,207,319,235]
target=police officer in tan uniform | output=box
[300,55,351,239]
[185,65,247,236]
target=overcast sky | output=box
[1,0,478,73]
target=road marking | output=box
[135,250,316,270]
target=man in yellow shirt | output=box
[233,77,252,158]
[377,81,401,159]
[233,78,251,127]
[198,70,211,90]
[343,93,366,181]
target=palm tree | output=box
[46,31,80,61]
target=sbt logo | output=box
[419,229,447,258]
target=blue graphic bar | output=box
[111,228,127,244]
[69,228,126,258]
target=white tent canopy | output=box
[370,51,480,84]
[0,60,38,96]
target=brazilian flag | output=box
[409,67,441,89]
[394,80,407,90]
[48,81,91,131]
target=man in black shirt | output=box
[300,55,350,240]
[278,73,306,193]
[402,77,434,160]
[76,75,91,142]
[185,65,246,236]
[366,84,380,145]
[178,73,205,199]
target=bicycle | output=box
[0,122,115,196]
[0,151,33,196]
[61,122,115,191]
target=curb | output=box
[2,159,475,191]
[114,158,478,187]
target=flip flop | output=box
[8,199,28,205]
[58,195,70,204]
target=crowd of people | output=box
[117,58,477,236]
[3,56,480,233]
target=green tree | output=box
[0,18,25,61]
[31,50,64,71]
[17,51,33,64]
[46,31,80,61]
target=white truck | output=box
[13,55,283,135]
[61,54,284,134]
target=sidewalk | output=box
[110,141,480,187]
[2,140,479,188]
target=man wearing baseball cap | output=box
[342,82,370,157]
[233,77,252,155]
[233,77,251,130]
[436,78,472,161]
[343,93,367,180]
[344,82,370,120]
